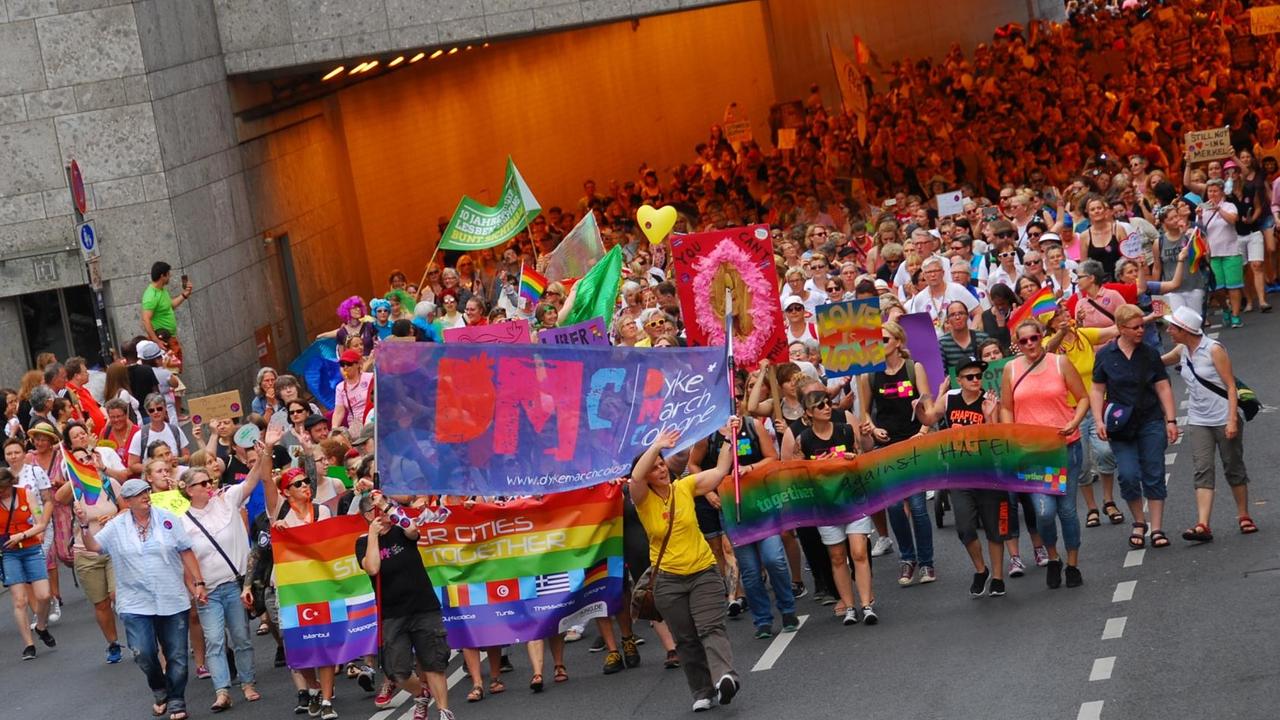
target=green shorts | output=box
[1210,255,1244,290]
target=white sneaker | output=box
[692,698,713,712]
[564,625,584,642]
[48,598,61,624]
[871,536,894,557]
[842,607,859,626]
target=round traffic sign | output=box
[69,160,86,215]
[79,223,96,252]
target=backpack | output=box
[139,422,183,457]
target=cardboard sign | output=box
[538,317,609,346]
[187,390,243,425]
[1185,127,1232,162]
[777,128,797,150]
[1252,5,1280,35]
[724,120,753,147]
[1119,231,1144,259]
[815,298,885,377]
[442,319,531,345]
[151,489,190,515]
[936,190,965,218]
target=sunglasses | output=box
[811,263,828,269]
[995,232,1016,239]
[959,373,983,381]
[998,251,1017,258]
[825,286,839,293]
[886,258,903,265]
[1026,259,1043,265]
[807,399,831,410]
[186,479,213,489]
[786,306,804,312]
[339,361,356,368]
[881,335,893,342]
[289,408,308,415]
[646,318,668,328]
[1028,232,1043,238]
[1017,334,1043,346]
[147,406,166,414]
[812,231,828,236]
[287,480,309,490]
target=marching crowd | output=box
[0,1,1273,719]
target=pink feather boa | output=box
[691,239,776,365]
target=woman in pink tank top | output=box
[999,318,1090,590]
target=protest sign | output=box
[539,317,608,346]
[443,319,531,345]
[376,342,733,495]
[815,298,885,377]
[936,190,965,217]
[898,312,945,392]
[439,158,541,251]
[187,390,243,425]
[719,424,1068,546]
[948,356,1013,393]
[150,489,190,515]
[544,212,605,282]
[1252,5,1280,35]
[776,128,797,150]
[669,225,788,367]
[273,516,378,668]
[415,484,623,647]
[724,120,753,147]
[829,37,869,142]
[1185,127,1232,162]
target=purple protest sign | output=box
[443,319,531,344]
[538,318,608,346]
[897,312,944,391]
[376,343,732,495]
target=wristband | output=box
[1166,420,1177,425]
[194,581,206,587]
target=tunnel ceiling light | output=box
[388,55,405,67]
[322,66,345,81]
[483,43,490,48]
[364,60,379,71]
[348,62,367,75]
[447,47,458,55]
[429,49,444,59]
[410,52,425,63]
[465,45,473,51]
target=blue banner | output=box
[376,342,732,495]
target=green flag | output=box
[439,158,541,251]
[559,246,623,326]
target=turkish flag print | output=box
[297,602,332,626]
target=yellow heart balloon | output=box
[637,204,677,245]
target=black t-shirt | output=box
[797,421,855,459]
[221,445,290,486]
[128,364,160,403]
[871,363,922,442]
[354,525,440,618]
[942,390,987,429]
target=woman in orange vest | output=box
[0,466,56,660]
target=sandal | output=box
[256,620,270,636]
[345,661,360,678]
[1103,501,1125,524]
[466,685,484,703]
[1150,530,1170,548]
[553,664,569,683]
[152,703,167,717]
[488,677,505,694]
[1085,508,1101,527]
[1128,522,1148,549]
[242,684,261,702]
[210,691,232,713]
[1182,522,1213,543]
[529,673,544,693]
[1239,515,1259,534]
[170,713,189,720]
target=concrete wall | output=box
[214,0,744,75]
[333,0,776,288]
[760,0,1062,105]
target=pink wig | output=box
[337,295,365,322]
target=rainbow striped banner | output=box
[718,424,1068,546]
[1186,228,1209,274]
[273,516,378,668]
[63,448,106,505]
[1009,286,1058,329]
[415,484,623,647]
[519,264,548,306]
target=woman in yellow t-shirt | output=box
[630,422,740,712]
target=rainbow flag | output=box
[519,264,548,306]
[1008,286,1058,329]
[718,424,1068,546]
[63,448,105,505]
[273,516,379,668]
[415,484,623,647]
[1186,228,1209,274]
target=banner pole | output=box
[416,244,444,297]
[725,288,741,523]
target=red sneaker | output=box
[373,679,398,708]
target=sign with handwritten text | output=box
[538,317,608,346]
[376,343,733,495]
[1185,127,1232,162]
[815,298,885,377]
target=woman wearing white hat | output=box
[1159,307,1256,541]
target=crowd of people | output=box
[0,1,1273,718]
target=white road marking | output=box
[1102,616,1127,640]
[372,650,466,720]
[1124,549,1146,567]
[1179,400,1188,408]
[751,614,808,671]
[1113,580,1137,602]
[1089,656,1116,681]
[1165,453,1177,465]
[1176,416,1187,426]
[370,692,411,720]
[1164,473,1171,484]
[1207,332,1219,339]
[1078,700,1105,719]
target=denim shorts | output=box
[2,545,50,587]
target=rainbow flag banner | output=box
[63,448,105,505]
[1009,286,1058,329]
[1186,228,1209,273]
[273,516,378,668]
[415,484,623,647]
[718,424,1068,546]
[519,264,548,306]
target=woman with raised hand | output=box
[630,423,741,713]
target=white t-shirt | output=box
[894,253,952,288]
[128,422,190,460]
[1198,201,1239,257]
[908,283,979,332]
[15,464,51,516]
[181,482,252,589]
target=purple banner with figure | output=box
[376,342,733,495]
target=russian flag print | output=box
[415,484,625,647]
[272,516,379,669]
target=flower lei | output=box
[691,239,776,365]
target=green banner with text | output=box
[439,158,541,251]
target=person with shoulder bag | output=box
[630,421,742,713]
[1159,308,1258,541]
[0,466,57,660]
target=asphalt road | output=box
[3,311,1277,720]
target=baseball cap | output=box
[339,349,362,365]
[137,340,163,361]
[120,478,151,498]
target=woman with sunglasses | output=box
[436,292,467,331]
[987,237,1023,294]
[333,349,374,438]
[782,296,817,344]
[859,321,935,586]
[177,424,281,711]
[1082,193,1127,281]
[999,318,1090,589]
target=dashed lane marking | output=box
[1101,616,1127,640]
[1089,656,1116,681]
[1112,580,1136,602]
[1124,549,1145,568]
[1077,700,1105,720]
[751,614,808,672]
[1165,453,1177,465]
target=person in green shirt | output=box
[141,261,192,346]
